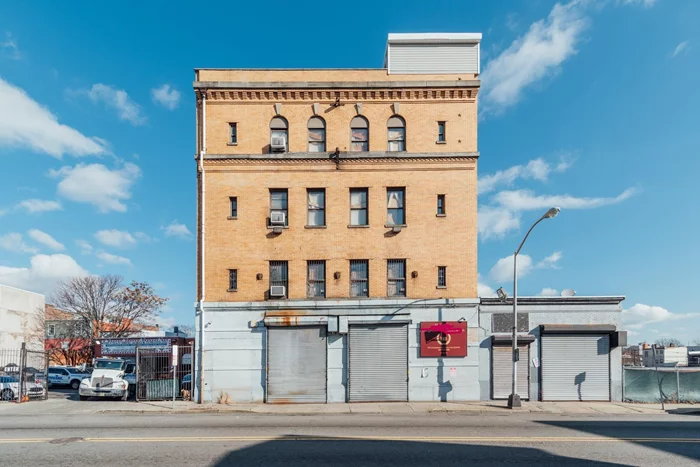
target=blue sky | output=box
[0,0,698,344]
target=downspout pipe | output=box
[197,91,207,403]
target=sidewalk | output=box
[1,398,698,416]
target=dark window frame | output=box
[230,196,238,219]
[349,188,369,226]
[269,261,289,298]
[437,121,446,143]
[229,122,238,144]
[437,266,447,288]
[386,187,406,226]
[387,259,406,297]
[306,260,326,298]
[307,188,326,227]
[308,116,326,153]
[387,115,406,152]
[269,189,288,227]
[270,116,289,152]
[350,116,369,152]
[437,194,446,216]
[228,269,238,291]
[350,260,369,297]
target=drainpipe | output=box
[197,90,207,403]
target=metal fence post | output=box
[676,364,681,403]
[19,343,26,403]
[135,344,140,402]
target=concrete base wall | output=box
[195,298,480,403]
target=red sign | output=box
[420,321,467,357]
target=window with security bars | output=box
[307,189,325,226]
[350,260,369,297]
[387,259,406,297]
[437,266,446,288]
[350,188,368,226]
[307,261,326,298]
[387,188,405,225]
[228,269,238,291]
[269,261,288,294]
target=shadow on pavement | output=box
[666,408,700,416]
[539,420,700,462]
[49,388,78,401]
[210,436,631,467]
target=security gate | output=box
[267,327,327,403]
[136,345,193,401]
[492,345,529,400]
[349,324,408,402]
[0,345,48,403]
[541,334,610,401]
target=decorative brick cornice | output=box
[203,88,478,102]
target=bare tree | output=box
[655,338,682,347]
[51,275,168,339]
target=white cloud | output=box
[478,274,498,298]
[27,229,65,251]
[0,233,38,254]
[480,158,555,195]
[537,287,560,297]
[87,84,145,126]
[0,254,88,296]
[50,162,141,213]
[94,229,137,248]
[154,314,176,329]
[96,251,132,266]
[480,1,589,114]
[162,221,192,240]
[622,303,697,330]
[619,0,658,7]
[492,187,636,211]
[134,232,155,243]
[76,240,93,255]
[0,77,108,158]
[478,206,520,240]
[1,32,21,60]
[671,40,690,58]
[489,251,562,283]
[151,84,181,110]
[16,199,63,213]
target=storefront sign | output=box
[419,321,468,357]
[101,338,172,355]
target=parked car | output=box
[0,375,45,401]
[3,365,47,386]
[48,367,90,390]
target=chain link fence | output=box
[623,367,700,403]
[0,344,49,403]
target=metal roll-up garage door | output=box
[349,324,408,402]
[267,327,327,403]
[492,345,529,400]
[541,334,610,401]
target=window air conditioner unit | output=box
[270,136,286,152]
[270,211,286,226]
[270,285,286,298]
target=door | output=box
[348,324,408,402]
[267,326,327,403]
[492,345,529,400]
[541,334,610,401]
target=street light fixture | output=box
[508,206,560,409]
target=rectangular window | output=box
[437,266,446,288]
[269,189,288,226]
[307,189,325,226]
[269,261,288,296]
[307,260,326,298]
[230,197,238,218]
[437,122,446,143]
[388,128,406,152]
[350,260,369,297]
[437,194,445,215]
[351,129,369,152]
[387,188,405,226]
[308,128,326,153]
[47,324,55,337]
[387,259,406,297]
[228,269,238,291]
[229,123,238,144]
[350,188,368,226]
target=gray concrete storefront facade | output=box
[479,296,626,402]
[194,298,481,403]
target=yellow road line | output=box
[1,436,699,444]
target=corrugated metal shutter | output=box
[389,43,479,74]
[267,327,327,403]
[349,324,407,402]
[492,345,529,400]
[541,334,610,401]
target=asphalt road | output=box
[1,412,699,466]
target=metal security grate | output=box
[269,261,288,291]
[307,260,326,298]
[228,269,238,291]
[350,260,369,297]
[438,266,446,287]
[387,259,406,297]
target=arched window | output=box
[270,116,288,152]
[308,117,326,152]
[350,116,369,152]
[387,115,406,152]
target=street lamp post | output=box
[508,207,560,409]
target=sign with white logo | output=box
[102,338,172,355]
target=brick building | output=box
[194,33,483,403]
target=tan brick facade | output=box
[195,68,479,303]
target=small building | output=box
[642,346,688,367]
[479,296,626,402]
